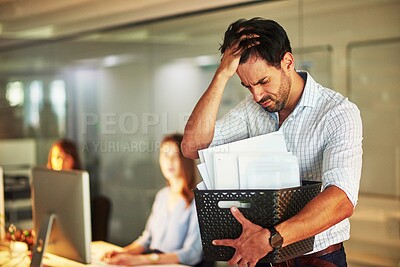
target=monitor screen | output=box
[30,167,91,265]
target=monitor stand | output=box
[30,213,56,267]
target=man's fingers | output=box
[240,38,260,49]
[230,206,249,225]
[238,29,260,48]
[213,239,242,266]
[212,238,235,247]
[227,251,242,266]
[248,260,258,267]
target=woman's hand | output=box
[102,253,148,266]
[102,249,122,261]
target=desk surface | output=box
[0,241,186,267]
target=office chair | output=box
[91,195,111,241]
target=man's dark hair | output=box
[219,17,292,68]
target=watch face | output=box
[270,233,283,248]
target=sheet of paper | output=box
[238,154,300,189]
[198,132,288,187]
[197,163,213,189]
[213,153,240,189]
[201,143,230,185]
[198,150,205,163]
[196,181,208,190]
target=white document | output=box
[201,143,230,185]
[238,154,300,189]
[197,163,213,189]
[213,151,290,189]
[198,149,205,163]
[213,153,240,189]
[198,132,288,186]
[196,181,208,190]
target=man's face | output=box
[236,55,291,113]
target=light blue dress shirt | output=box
[135,187,203,265]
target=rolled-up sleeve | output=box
[322,101,363,207]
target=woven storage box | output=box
[194,180,322,263]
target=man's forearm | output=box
[182,44,241,159]
[182,72,230,159]
[276,186,354,247]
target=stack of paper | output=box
[197,132,300,190]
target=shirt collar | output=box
[263,71,320,120]
[295,70,320,109]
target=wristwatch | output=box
[268,226,283,249]
[147,253,160,263]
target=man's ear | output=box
[281,52,294,71]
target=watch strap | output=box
[268,226,278,236]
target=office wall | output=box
[0,0,399,265]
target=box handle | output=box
[218,200,251,209]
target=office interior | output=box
[0,0,399,266]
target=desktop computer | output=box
[30,167,92,267]
[0,166,5,241]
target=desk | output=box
[0,241,186,267]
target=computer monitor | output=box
[30,167,92,266]
[0,166,5,240]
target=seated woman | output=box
[47,138,81,170]
[47,138,111,241]
[102,134,203,266]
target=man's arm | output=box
[182,46,241,159]
[213,186,354,267]
[276,185,354,247]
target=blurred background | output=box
[0,0,399,266]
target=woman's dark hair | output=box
[220,17,292,68]
[47,138,81,170]
[161,134,196,207]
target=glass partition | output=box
[349,39,400,198]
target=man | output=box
[182,18,362,267]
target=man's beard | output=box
[261,69,291,113]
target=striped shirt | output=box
[210,71,363,253]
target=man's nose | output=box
[250,85,264,103]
